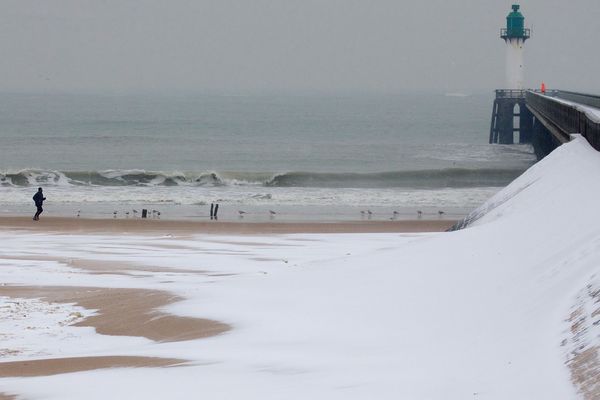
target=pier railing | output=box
[495,89,526,99]
[554,90,600,110]
[496,89,558,99]
[526,91,600,150]
[500,28,531,40]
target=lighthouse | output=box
[489,4,534,145]
[501,4,531,89]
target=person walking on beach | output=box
[32,187,46,221]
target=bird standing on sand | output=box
[238,210,246,218]
[417,210,423,218]
[113,211,117,218]
[76,210,81,218]
[156,211,161,219]
[269,210,276,218]
[125,211,130,218]
[438,210,445,216]
[132,209,138,217]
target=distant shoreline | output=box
[0,216,455,234]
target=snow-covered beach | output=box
[0,137,599,399]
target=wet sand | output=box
[0,216,455,234]
[0,286,230,342]
[0,356,187,378]
[0,285,228,380]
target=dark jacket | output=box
[33,191,45,207]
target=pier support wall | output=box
[489,90,533,145]
[531,118,560,159]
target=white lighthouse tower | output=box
[501,4,530,89]
[490,4,534,146]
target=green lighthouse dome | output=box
[501,4,530,40]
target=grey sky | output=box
[1,0,598,94]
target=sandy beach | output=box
[1,140,598,400]
[0,216,454,386]
[0,216,456,234]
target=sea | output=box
[0,92,537,222]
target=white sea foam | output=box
[0,184,500,220]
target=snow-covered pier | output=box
[489,89,600,159]
[526,90,600,158]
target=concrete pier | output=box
[489,89,600,159]
[489,90,533,145]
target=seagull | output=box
[113,211,118,218]
[417,210,423,217]
[238,210,246,218]
[438,210,445,216]
[76,210,81,218]
[393,211,399,215]
[132,209,138,217]
[125,211,130,218]
[269,210,277,215]
[156,211,161,219]
[360,211,366,216]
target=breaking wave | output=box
[265,169,524,188]
[0,168,524,189]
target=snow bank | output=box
[1,138,600,399]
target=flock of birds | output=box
[75,208,446,220]
[236,209,446,220]
[76,209,162,219]
[119,209,161,218]
[237,210,277,219]
[361,209,446,220]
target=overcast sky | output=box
[0,0,598,94]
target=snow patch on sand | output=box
[0,296,89,360]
